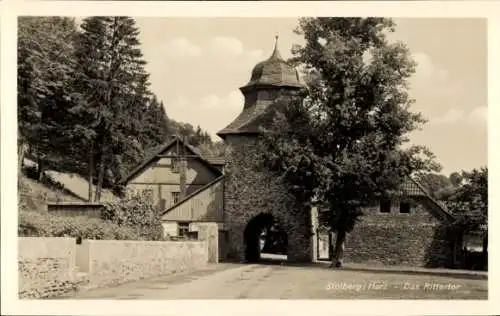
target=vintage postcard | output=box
[1,1,498,316]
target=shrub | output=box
[101,189,164,241]
[18,210,141,240]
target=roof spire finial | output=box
[270,33,283,60]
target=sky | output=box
[132,17,487,176]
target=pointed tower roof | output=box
[217,37,305,139]
[270,34,283,59]
[241,35,303,91]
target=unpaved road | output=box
[67,263,487,300]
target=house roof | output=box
[405,178,454,221]
[119,136,223,185]
[217,91,296,138]
[216,102,272,138]
[314,177,454,222]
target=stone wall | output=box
[192,222,219,263]
[223,135,313,263]
[343,196,454,268]
[82,239,208,289]
[19,237,210,298]
[18,237,80,299]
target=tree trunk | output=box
[37,157,45,182]
[331,229,346,268]
[88,141,94,202]
[482,233,488,270]
[18,140,26,174]
[328,231,335,260]
[94,150,105,202]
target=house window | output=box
[178,222,190,237]
[380,199,391,213]
[171,191,180,204]
[171,158,180,173]
[400,201,411,214]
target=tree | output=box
[447,167,488,255]
[447,167,488,269]
[415,172,455,201]
[74,16,152,201]
[259,18,440,267]
[197,140,226,158]
[18,17,80,180]
[139,95,171,150]
[17,16,219,204]
[449,171,463,187]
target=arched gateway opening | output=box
[217,38,313,264]
[244,213,288,263]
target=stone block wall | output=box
[82,239,209,289]
[18,237,80,299]
[223,135,313,263]
[343,197,454,267]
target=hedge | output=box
[18,210,142,241]
[18,188,166,241]
[101,189,164,241]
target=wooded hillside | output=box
[18,16,225,201]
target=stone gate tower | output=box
[217,37,313,263]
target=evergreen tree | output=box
[155,99,171,142]
[197,140,226,158]
[18,17,80,180]
[17,16,221,203]
[140,95,171,150]
[192,125,203,146]
[74,16,152,201]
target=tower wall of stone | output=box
[223,135,313,263]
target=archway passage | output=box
[244,213,288,263]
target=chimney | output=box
[179,136,187,199]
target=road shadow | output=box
[220,258,487,281]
